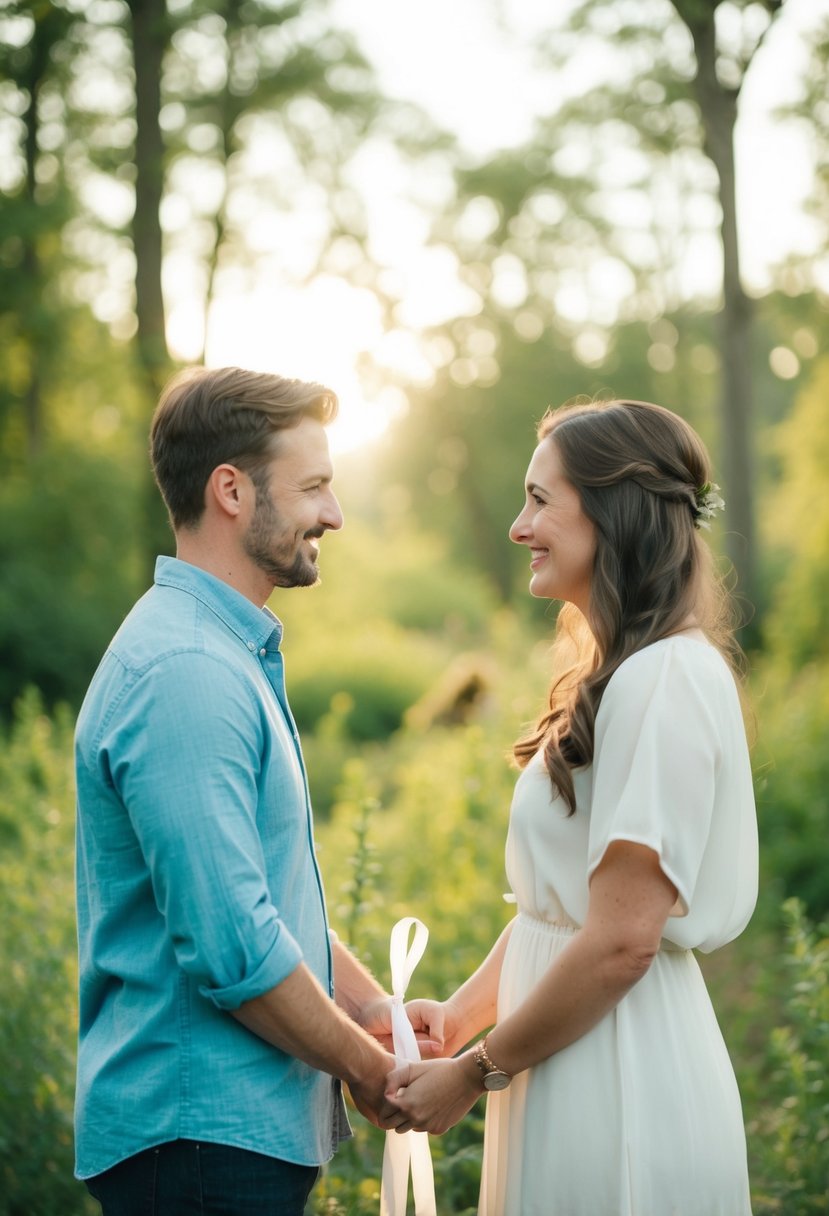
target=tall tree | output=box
[668,0,784,624]
[126,0,170,400]
[0,0,75,459]
[160,0,385,357]
[112,0,399,564]
[431,0,798,622]
[776,11,829,291]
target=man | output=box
[74,367,407,1215]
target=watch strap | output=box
[473,1036,510,1081]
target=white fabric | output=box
[480,637,758,1216]
[380,918,436,1216]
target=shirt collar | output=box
[154,555,283,652]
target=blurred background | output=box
[1,0,828,1211]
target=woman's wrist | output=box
[457,1048,487,1094]
[441,994,478,1055]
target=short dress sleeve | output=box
[586,640,725,919]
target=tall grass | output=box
[1,652,827,1213]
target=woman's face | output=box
[509,437,597,613]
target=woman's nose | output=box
[509,506,531,544]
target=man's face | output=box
[242,417,343,589]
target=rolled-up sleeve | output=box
[203,932,302,1010]
[103,649,304,1006]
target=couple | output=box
[74,366,758,1215]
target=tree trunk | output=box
[19,5,68,458]
[126,0,174,570]
[675,3,757,624]
[127,0,169,400]
[200,0,245,356]
[22,68,43,460]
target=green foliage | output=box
[0,0,827,1203]
[275,514,500,639]
[311,724,515,1215]
[284,621,444,742]
[1,662,829,1213]
[321,722,517,982]
[270,518,502,769]
[313,712,829,1214]
[750,901,829,1216]
[382,306,743,605]
[762,357,829,669]
[752,658,829,917]
[0,444,141,714]
[0,690,94,1215]
[744,358,829,918]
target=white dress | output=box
[479,637,758,1216]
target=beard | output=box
[243,491,322,589]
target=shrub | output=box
[284,623,445,742]
[274,516,500,641]
[0,448,140,714]
[750,901,829,1215]
[751,659,829,917]
[0,690,94,1215]
[4,640,827,1215]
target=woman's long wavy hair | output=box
[513,398,741,814]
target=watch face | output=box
[483,1070,511,1091]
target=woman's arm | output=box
[388,841,678,1133]
[405,918,516,1058]
[483,840,676,1072]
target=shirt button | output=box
[247,642,255,651]
[259,648,267,657]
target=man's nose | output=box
[321,489,344,532]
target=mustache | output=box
[304,527,326,540]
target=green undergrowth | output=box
[1,664,827,1213]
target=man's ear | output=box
[206,464,250,520]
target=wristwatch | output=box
[472,1037,512,1091]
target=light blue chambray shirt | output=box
[74,556,350,1179]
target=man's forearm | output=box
[232,961,389,1089]
[331,938,389,1023]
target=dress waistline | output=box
[515,911,691,953]
[516,911,579,936]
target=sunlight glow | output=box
[161,0,825,460]
[168,276,407,455]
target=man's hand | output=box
[347,1052,404,1129]
[384,1055,484,1136]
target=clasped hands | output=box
[353,996,485,1137]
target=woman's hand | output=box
[401,998,449,1057]
[404,995,473,1058]
[357,996,444,1058]
[385,1054,484,1135]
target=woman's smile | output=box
[509,439,597,613]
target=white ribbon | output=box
[380,917,437,1216]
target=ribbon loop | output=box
[379,917,437,1216]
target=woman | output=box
[387,399,758,1215]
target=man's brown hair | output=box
[150,366,338,530]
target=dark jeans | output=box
[85,1139,320,1216]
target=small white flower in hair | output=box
[693,482,725,529]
